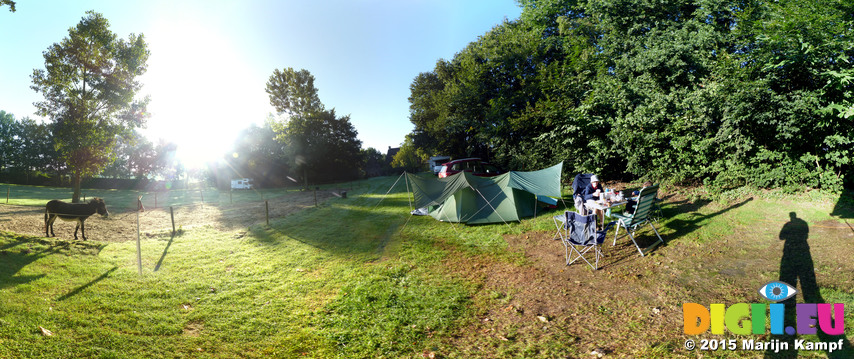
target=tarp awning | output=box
[406,163,562,224]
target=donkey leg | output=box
[47,215,57,237]
[80,220,87,240]
[74,221,80,240]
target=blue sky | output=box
[0,0,521,167]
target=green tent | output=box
[406,163,562,224]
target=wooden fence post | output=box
[265,200,270,226]
[170,206,176,235]
[136,208,142,275]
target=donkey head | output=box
[90,198,109,217]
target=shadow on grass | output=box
[248,196,411,257]
[0,233,106,291]
[0,246,50,290]
[57,266,118,301]
[593,197,752,268]
[830,188,853,237]
[765,212,852,359]
[154,233,177,272]
[661,197,753,240]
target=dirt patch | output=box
[441,231,685,357]
[183,320,204,337]
[0,190,336,242]
[437,195,854,357]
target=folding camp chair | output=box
[553,211,615,270]
[612,185,664,256]
[571,173,594,215]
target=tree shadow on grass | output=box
[765,212,852,359]
[595,197,752,267]
[830,188,853,237]
[0,246,50,290]
[248,196,412,257]
[660,197,753,241]
[1,233,106,291]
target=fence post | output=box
[314,187,318,207]
[136,208,142,275]
[5,186,8,204]
[170,206,176,235]
[265,200,270,226]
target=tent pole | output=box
[372,171,406,211]
[404,172,413,212]
[460,185,503,223]
[474,187,517,234]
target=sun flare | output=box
[138,16,272,170]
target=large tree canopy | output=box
[31,10,150,202]
[407,0,854,192]
[266,68,363,183]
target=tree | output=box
[225,120,290,187]
[265,68,323,118]
[275,108,363,183]
[1,0,15,12]
[390,136,424,173]
[101,131,164,179]
[266,68,363,184]
[31,11,150,202]
[0,111,20,173]
[16,117,60,183]
[361,147,388,177]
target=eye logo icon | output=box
[759,281,797,302]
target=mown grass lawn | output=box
[1,178,853,358]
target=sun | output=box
[137,17,272,170]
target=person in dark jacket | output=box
[625,181,653,214]
[582,175,605,224]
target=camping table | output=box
[585,199,627,231]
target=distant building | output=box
[385,146,400,165]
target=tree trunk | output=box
[71,171,82,203]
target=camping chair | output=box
[612,185,664,256]
[649,196,664,223]
[626,183,664,222]
[553,211,615,270]
[571,173,594,215]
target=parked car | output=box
[429,155,451,175]
[437,158,503,178]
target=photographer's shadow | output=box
[765,212,852,358]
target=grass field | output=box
[1,178,853,358]
[0,182,336,211]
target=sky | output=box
[0,0,522,168]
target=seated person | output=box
[582,175,605,222]
[625,181,653,214]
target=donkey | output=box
[44,198,109,240]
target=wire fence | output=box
[0,184,347,242]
